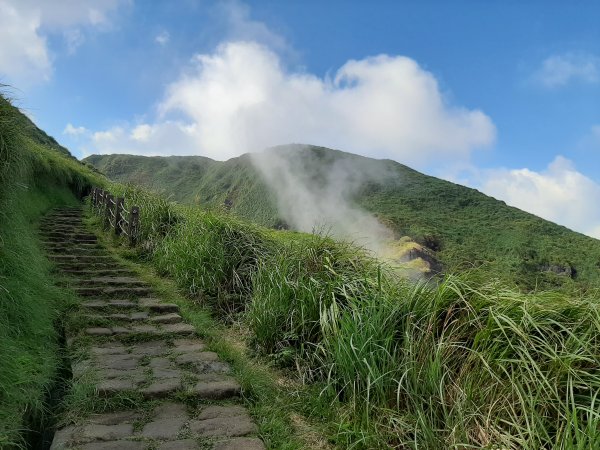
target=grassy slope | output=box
[85,153,280,225]
[0,94,99,447]
[92,181,600,449]
[85,147,600,290]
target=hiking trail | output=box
[42,206,265,450]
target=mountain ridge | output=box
[84,146,600,290]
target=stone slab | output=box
[141,378,182,399]
[157,440,198,450]
[141,416,187,439]
[79,442,147,450]
[191,375,240,399]
[86,327,113,336]
[97,379,136,396]
[212,438,266,450]
[153,402,189,419]
[150,313,182,324]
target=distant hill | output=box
[85,146,600,290]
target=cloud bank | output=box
[480,156,600,239]
[0,0,128,84]
[87,41,495,166]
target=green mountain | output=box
[84,146,600,290]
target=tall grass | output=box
[250,243,600,448]
[152,208,269,315]
[97,182,600,448]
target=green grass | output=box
[85,146,600,291]
[0,92,99,447]
[90,181,600,449]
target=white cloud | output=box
[0,0,128,84]
[533,52,600,88]
[85,122,199,157]
[63,123,87,136]
[0,2,51,83]
[88,41,495,165]
[479,156,600,239]
[130,124,153,141]
[155,30,170,46]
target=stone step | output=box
[40,226,86,232]
[75,276,148,286]
[44,213,82,219]
[54,262,125,271]
[50,254,114,262]
[81,299,181,314]
[46,248,110,256]
[42,232,97,240]
[82,299,139,310]
[85,311,182,324]
[84,322,195,337]
[56,268,136,277]
[60,278,147,289]
[139,298,181,314]
[74,286,152,298]
[44,237,98,244]
[40,223,86,229]
[50,403,263,450]
[41,241,100,248]
[39,221,83,227]
[86,311,151,322]
[42,229,89,236]
[40,214,81,219]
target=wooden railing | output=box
[91,187,140,245]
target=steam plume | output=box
[251,145,395,255]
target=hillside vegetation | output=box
[85,147,600,290]
[94,180,600,449]
[0,93,100,446]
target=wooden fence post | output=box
[114,197,124,235]
[98,189,105,213]
[104,194,114,229]
[129,206,139,246]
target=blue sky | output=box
[1,0,600,237]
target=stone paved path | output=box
[43,207,265,450]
